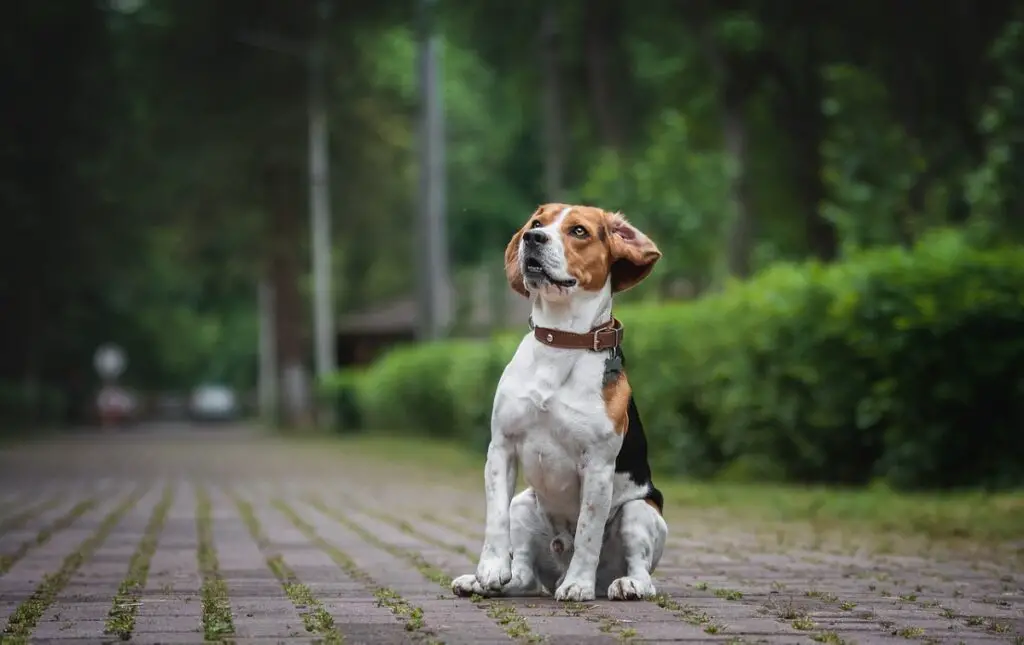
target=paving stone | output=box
[0,484,106,555]
[237,486,422,642]
[386,498,776,644]
[0,427,1020,644]
[132,480,203,636]
[203,486,307,640]
[297,499,519,644]
[33,486,163,639]
[0,494,126,626]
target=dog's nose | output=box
[524,229,549,246]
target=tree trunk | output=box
[539,3,566,201]
[722,95,755,278]
[265,163,311,429]
[791,33,838,262]
[584,0,626,152]
[701,22,756,278]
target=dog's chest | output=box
[494,342,620,515]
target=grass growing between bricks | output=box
[196,484,235,642]
[416,511,480,542]
[0,497,97,575]
[363,505,475,559]
[324,435,1024,547]
[653,593,727,636]
[104,484,175,641]
[272,499,437,641]
[0,494,64,535]
[336,498,546,643]
[306,496,453,589]
[355,498,642,643]
[231,492,343,644]
[2,486,146,643]
[483,600,543,644]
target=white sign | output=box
[94,343,127,380]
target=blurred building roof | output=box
[337,287,531,336]
[337,297,418,334]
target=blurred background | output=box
[3,0,1023,490]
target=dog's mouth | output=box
[523,257,577,288]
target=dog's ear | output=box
[504,227,529,298]
[606,212,661,293]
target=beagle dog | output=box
[451,203,668,602]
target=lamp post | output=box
[415,0,451,341]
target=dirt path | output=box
[0,427,1019,644]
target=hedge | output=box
[321,230,1024,490]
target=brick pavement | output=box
[0,427,1020,644]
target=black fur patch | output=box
[609,349,664,513]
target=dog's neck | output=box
[529,281,613,334]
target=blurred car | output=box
[188,384,238,422]
[96,385,139,429]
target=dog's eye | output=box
[570,225,589,238]
[530,220,543,229]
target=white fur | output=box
[452,212,668,601]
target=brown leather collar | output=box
[529,317,624,351]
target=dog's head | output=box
[504,203,661,301]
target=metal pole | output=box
[257,279,278,423]
[416,0,450,340]
[309,0,336,380]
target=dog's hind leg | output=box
[504,488,555,596]
[597,499,667,600]
[453,488,551,598]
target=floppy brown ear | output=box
[606,213,661,293]
[504,227,529,298]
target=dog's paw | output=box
[452,574,491,597]
[475,554,512,591]
[554,577,596,602]
[607,576,655,601]
[508,563,539,593]
[554,571,567,590]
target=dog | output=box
[451,203,668,602]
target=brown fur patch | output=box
[505,204,569,297]
[561,206,616,292]
[504,203,663,296]
[602,371,631,436]
[504,227,528,297]
[645,498,662,515]
[605,212,662,293]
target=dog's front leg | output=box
[554,461,614,601]
[475,434,517,591]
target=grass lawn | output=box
[306,432,1024,548]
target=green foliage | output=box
[965,15,1024,241]
[822,64,921,249]
[336,232,1024,490]
[317,370,365,433]
[358,25,534,266]
[576,109,732,294]
[7,1,1024,430]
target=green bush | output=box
[318,369,367,433]
[338,230,1024,490]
